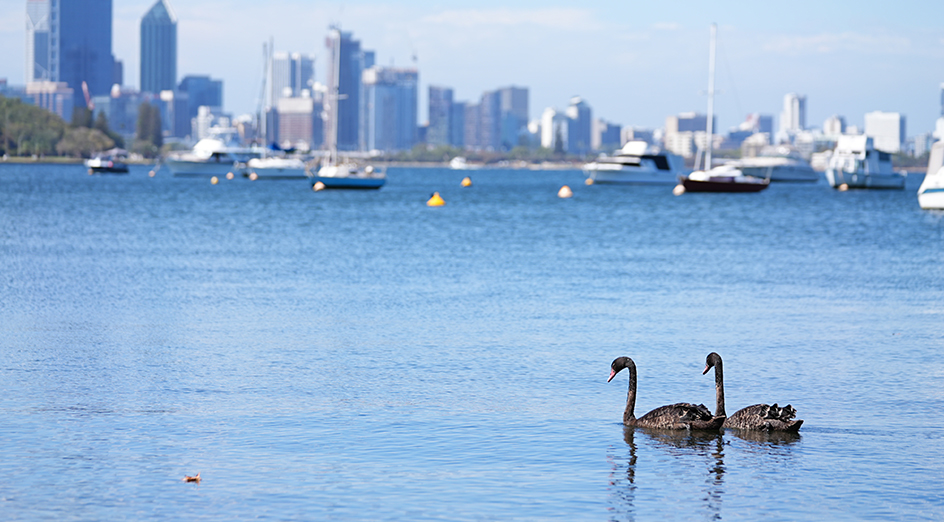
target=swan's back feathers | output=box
[723,403,803,432]
[635,403,724,430]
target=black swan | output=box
[703,352,803,432]
[608,357,725,430]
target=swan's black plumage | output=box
[609,357,724,430]
[703,352,803,432]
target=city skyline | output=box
[2,0,944,135]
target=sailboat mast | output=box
[328,28,342,165]
[705,23,716,172]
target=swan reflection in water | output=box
[607,428,726,522]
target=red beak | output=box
[607,369,616,382]
[702,364,711,375]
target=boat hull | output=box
[249,167,308,180]
[88,166,129,174]
[585,167,679,185]
[310,176,386,189]
[680,178,770,193]
[737,165,818,182]
[825,169,905,189]
[166,159,247,178]
[918,189,944,210]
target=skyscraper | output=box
[427,86,453,147]
[566,96,592,154]
[178,75,223,119]
[325,27,367,151]
[270,51,315,103]
[780,93,807,133]
[26,0,52,81]
[140,0,177,94]
[864,111,906,153]
[26,0,116,108]
[362,67,418,151]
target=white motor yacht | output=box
[918,140,944,209]
[730,147,818,182]
[825,135,905,189]
[165,133,261,177]
[582,141,685,184]
[246,156,309,179]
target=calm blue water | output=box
[1,163,942,521]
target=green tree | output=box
[71,107,93,128]
[134,103,163,157]
[93,111,124,148]
[56,127,115,158]
[0,94,67,156]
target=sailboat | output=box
[307,27,386,190]
[678,24,769,194]
[918,140,944,209]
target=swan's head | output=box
[703,352,722,375]
[608,356,634,382]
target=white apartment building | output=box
[864,111,906,153]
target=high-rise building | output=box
[427,86,453,147]
[498,86,528,150]
[362,67,418,151]
[592,119,621,151]
[780,93,807,133]
[270,51,315,104]
[26,0,52,82]
[823,115,846,136]
[61,0,116,107]
[449,101,466,148]
[566,96,592,154]
[277,94,322,150]
[864,111,906,153]
[325,27,367,152]
[27,0,117,109]
[140,0,177,94]
[469,86,528,151]
[540,107,569,151]
[463,103,480,149]
[25,81,74,122]
[178,75,223,120]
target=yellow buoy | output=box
[673,184,686,196]
[558,185,573,198]
[210,176,219,185]
[313,181,325,191]
[226,172,235,180]
[427,192,445,206]
[461,176,472,187]
[584,177,594,185]
[838,183,849,192]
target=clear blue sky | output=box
[2,0,943,135]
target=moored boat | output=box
[583,141,685,184]
[165,132,261,177]
[246,156,309,179]
[824,135,905,189]
[918,140,944,209]
[86,148,129,174]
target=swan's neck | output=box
[713,361,726,417]
[625,362,637,425]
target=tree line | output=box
[0,95,164,158]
